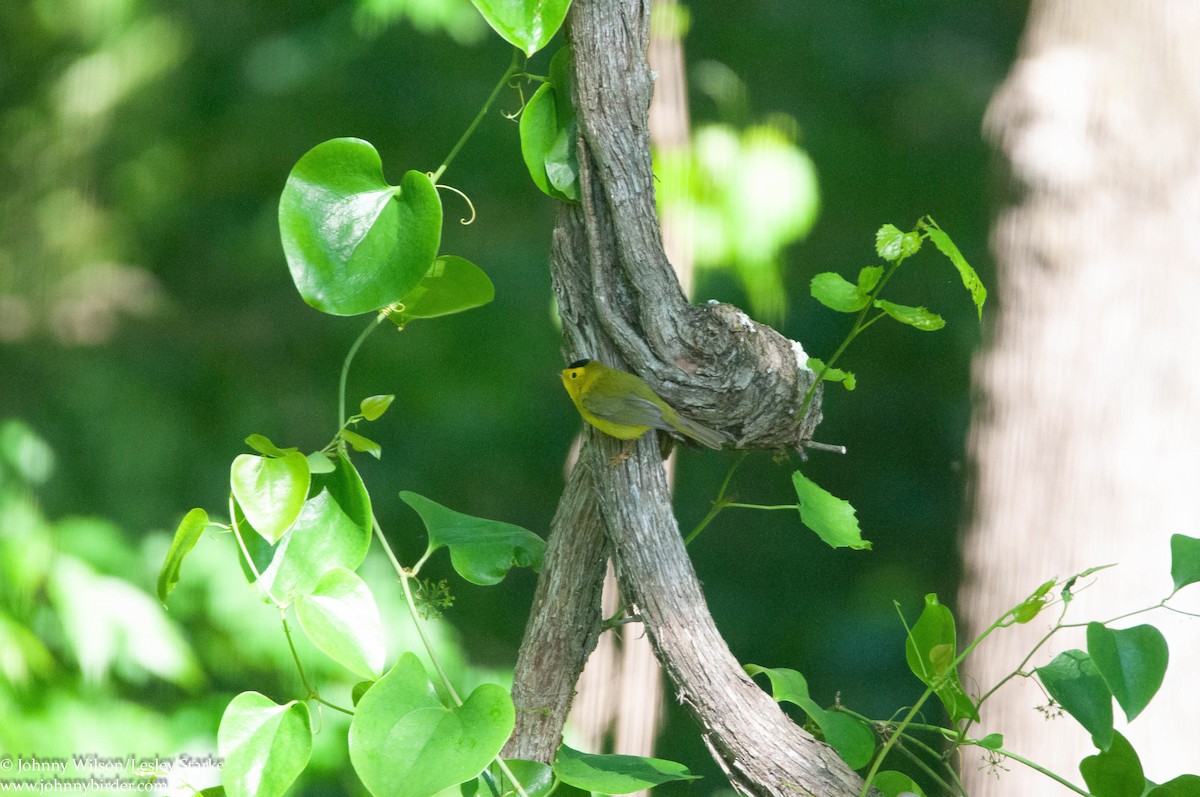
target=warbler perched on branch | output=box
[560,359,725,451]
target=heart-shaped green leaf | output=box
[359,394,395,421]
[157,507,210,605]
[1087,622,1168,722]
[389,256,495,325]
[1036,649,1113,750]
[553,745,700,793]
[1079,731,1144,797]
[280,138,442,316]
[875,223,921,261]
[904,593,979,723]
[872,771,926,797]
[469,0,571,56]
[230,452,310,543]
[218,692,311,797]
[296,567,385,679]
[349,653,515,797]
[792,471,870,550]
[400,491,545,585]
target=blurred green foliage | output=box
[0,0,1026,793]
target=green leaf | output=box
[874,299,946,331]
[465,760,555,797]
[230,451,311,543]
[976,733,1003,750]
[389,256,496,325]
[1147,775,1200,797]
[1079,731,1144,797]
[857,265,884,293]
[920,216,986,321]
[469,0,571,56]
[157,508,209,605]
[1012,578,1056,624]
[341,429,381,459]
[1036,649,1114,749]
[400,491,545,585]
[349,653,515,797]
[1170,534,1200,592]
[744,665,874,769]
[254,455,373,599]
[872,771,926,797]
[810,272,869,312]
[359,394,395,421]
[296,567,385,679]
[553,744,700,793]
[305,452,336,474]
[1086,622,1168,722]
[218,692,312,797]
[791,471,871,550]
[244,434,298,458]
[875,224,921,262]
[520,49,579,201]
[903,594,979,723]
[280,138,442,316]
[351,680,373,706]
[807,357,856,391]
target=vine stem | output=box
[371,514,529,797]
[431,49,523,184]
[339,312,387,431]
[684,451,748,545]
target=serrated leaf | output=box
[469,0,571,56]
[157,508,209,605]
[1170,534,1200,592]
[1036,649,1113,750]
[280,138,441,316]
[218,692,311,797]
[744,665,874,769]
[1079,731,1144,797]
[791,471,870,550]
[874,299,945,331]
[811,272,869,312]
[359,394,395,421]
[341,430,381,459]
[553,745,699,793]
[807,358,856,391]
[875,224,921,261]
[296,568,385,679]
[903,594,978,723]
[1086,622,1168,722]
[390,256,495,325]
[349,653,514,797]
[857,265,884,293]
[400,491,545,585]
[230,452,311,543]
[920,216,986,321]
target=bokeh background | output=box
[0,1,1026,793]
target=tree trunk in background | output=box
[962,2,1200,793]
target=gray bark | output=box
[505,2,873,795]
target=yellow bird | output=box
[560,359,725,449]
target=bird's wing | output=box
[582,392,670,429]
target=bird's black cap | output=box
[567,358,592,369]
